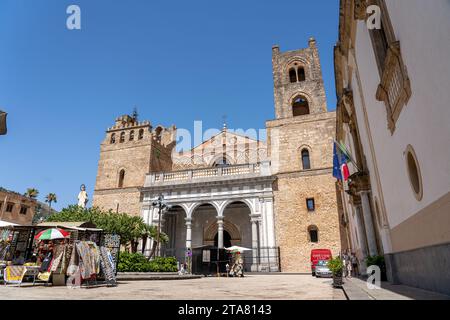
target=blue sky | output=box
[0,0,339,210]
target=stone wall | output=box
[273,173,342,272]
[92,188,142,216]
[268,114,343,272]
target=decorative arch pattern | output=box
[220,199,254,216]
[204,220,241,243]
[189,202,220,218]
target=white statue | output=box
[77,184,89,208]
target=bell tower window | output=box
[297,67,306,82]
[292,96,310,117]
[289,68,297,83]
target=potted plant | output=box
[328,257,344,288]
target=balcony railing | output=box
[145,162,271,187]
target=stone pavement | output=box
[342,277,450,300]
[0,274,346,300]
[116,272,202,281]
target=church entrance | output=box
[214,230,232,248]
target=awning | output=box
[0,220,19,228]
[64,226,103,232]
[37,221,98,229]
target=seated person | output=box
[12,251,25,265]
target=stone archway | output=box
[204,220,241,246]
[162,205,187,261]
[214,231,232,248]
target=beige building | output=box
[335,0,450,294]
[94,40,343,273]
[0,188,37,225]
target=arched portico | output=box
[141,167,278,271]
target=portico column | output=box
[354,206,368,259]
[360,191,378,257]
[250,215,260,271]
[217,216,224,249]
[185,218,192,249]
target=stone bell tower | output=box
[272,37,328,120]
[266,39,342,272]
[93,113,176,216]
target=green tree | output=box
[25,188,39,199]
[46,205,168,251]
[45,193,57,210]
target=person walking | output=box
[351,253,359,277]
[342,253,347,278]
[346,257,352,278]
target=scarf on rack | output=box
[4,266,26,283]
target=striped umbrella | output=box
[35,228,70,240]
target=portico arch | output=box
[161,205,187,261]
[188,202,220,219]
[219,199,254,216]
[204,220,241,246]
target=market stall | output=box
[191,245,229,276]
[0,223,119,288]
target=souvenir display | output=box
[0,224,120,288]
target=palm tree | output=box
[25,188,39,199]
[45,193,57,211]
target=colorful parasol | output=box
[34,228,70,240]
[225,246,252,253]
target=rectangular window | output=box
[6,203,14,212]
[20,206,28,215]
[306,198,315,212]
[369,0,411,133]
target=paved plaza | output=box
[0,275,346,300]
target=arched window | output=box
[289,68,297,83]
[301,149,311,170]
[213,155,230,167]
[110,133,116,144]
[118,169,125,188]
[298,67,306,82]
[155,127,163,141]
[129,130,135,141]
[308,225,319,243]
[292,96,310,116]
[138,129,144,140]
[119,132,125,143]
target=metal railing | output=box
[147,246,280,273]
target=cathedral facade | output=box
[93,40,343,273]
